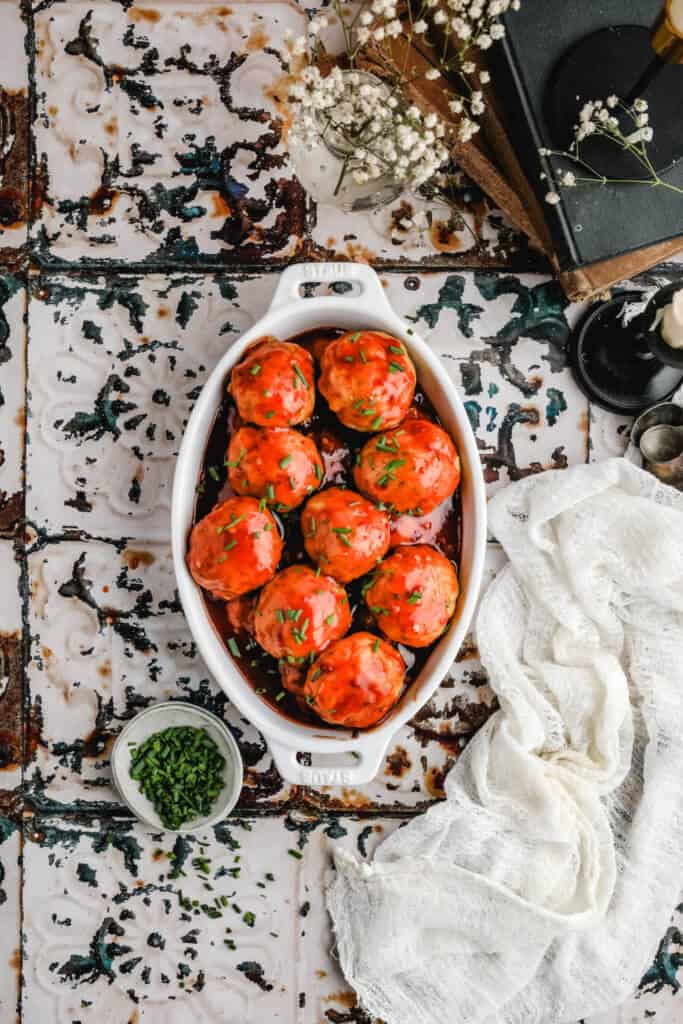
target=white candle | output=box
[670,0,683,34]
[660,289,683,349]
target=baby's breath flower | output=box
[545,191,561,205]
[425,67,441,80]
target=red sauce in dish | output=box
[190,328,462,730]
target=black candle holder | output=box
[569,282,683,415]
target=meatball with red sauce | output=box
[227,426,323,511]
[303,632,404,728]
[188,497,282,601]
[318,331,416,431]
[364,544,459,647]
[230,337,315,427]
[354,416,460,514]
[301,487,390,583]
[254,565,351,661]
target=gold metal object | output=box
[652,0,683,63]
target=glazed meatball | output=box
[318,330,416,431]
[354,417,460,514]
[227,426,323,511]
[230,337,315,427]
[254,565,351,661]
[303,632,405,728]
[188,497,282,601]
[301,487,390,583]
[363,544,459,647]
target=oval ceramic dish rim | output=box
[172,262,487,786]
[111,701,244,833]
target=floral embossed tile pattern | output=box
[30,0,538,270]
[0,273,25,530]
[25,539,292,811]
[0,0,29,264]
[32,0,311,267]
[21,812,398,1023]
[27,272,274,539]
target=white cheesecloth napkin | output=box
[326,457,683,1024]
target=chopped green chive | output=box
[258,497,267,511]
[325,614,336,626]
[389,344,404,354]
[208,465,221,481]
[388,361,405,373]
[293,363,309,389]
[407,591,422,604]
[359,349,368,364]
[249,363,261,376]
[264,410,275,419]
[275,691,285,702]
[279,455,292,469]
[372,638,380,652]
[128,725,226,831]
[371,415,383,430]
[228,637,241,658]
[264,522,272,531]
[226,449,246,469]
[266,483,275,502]
[263,389,271,397]
[349,332,361,342]
[352,398,364,410]
[314,463,322,481]
[276,609,285,623]
[342,355,354,363]
[223,539,237,552]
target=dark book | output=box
[495,0,683,272]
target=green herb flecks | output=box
[249,363,261,376]
[293,363,309,389]
[128,725,226,831]
[279,455,292,469]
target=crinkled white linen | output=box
[326,458,683,1024]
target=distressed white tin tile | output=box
[32,0,310,266]
[26,539,291,810]
[0,0,28,261]
[588,405,632,463]
[382,271,589,494]
[0,540,22,793]
[0,273,24,529]
[27,273,275,539]
[0,819,20,1020]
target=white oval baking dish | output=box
[172,262,487,786]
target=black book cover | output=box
[494,0,683,271]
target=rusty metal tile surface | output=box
[30,0,541,271]
[25,538,292,811]
[0,274,25,531]
[27,272,266,539]
[0,817,21,1020]
[21,811,398,1023]
[0,541,22,801]
[0,1,29,267]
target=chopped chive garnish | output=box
[249,363,261,376]
[333,526,352,534]
[315,566,321,577]
[227,513,246,530]
[388,361,405,373]
[389,344,404,354]
[360,350,367,364]
[279,455,292,469]
[314,463,322,481]
[264,410,275,419]
[258,497,267,511]
[208,465,221,481]
[276,609,285,623]
[352,398,364,409]
[293,363,309,388]
[275,691,285,702]
[263,389,271,397]
[371,415,383,429]
[266,483,275,501]
[407,591,422,604]
[228,637,240,658]
[349,332,361,342]
[264,522,272,531]
[305,694,315,704]
[361,407,375,417]
[223,539,237,552]
[325,614,336,626]
[342,355,354,363]
[372,638,380,652]
[226,449,246,469]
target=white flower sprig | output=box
[290,66,449,192]
[540,97,683,205]
[286,0,522,196]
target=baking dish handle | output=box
[268,737,388,787]
[268,262,394,316]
